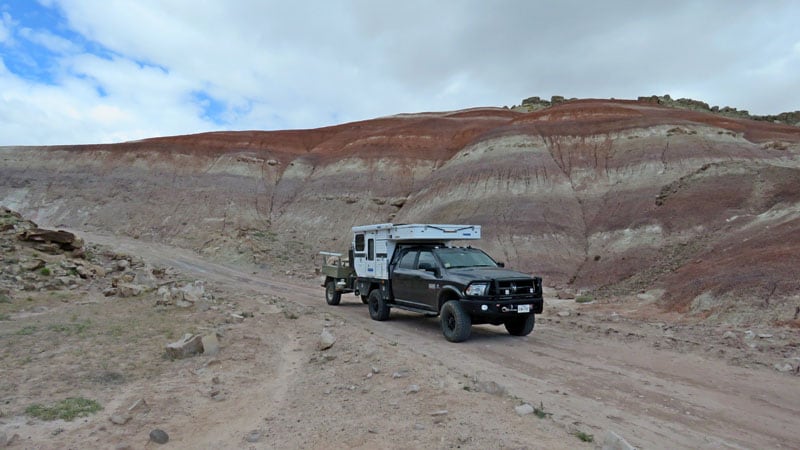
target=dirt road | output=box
[79,232,800,449]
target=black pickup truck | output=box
[357,244,544,342]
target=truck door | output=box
[392,249,438,312]
[410,249,440,309]
[391,249,423,306]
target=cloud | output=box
[1,0,799,145]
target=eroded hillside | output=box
[2,99,799,324]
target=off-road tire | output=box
[325,281,341,306]
[360,294,369,304]
[440,300,471,342]
[504,314,535,336]
[368,289,390,321]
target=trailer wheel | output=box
[440,300,471,342]
[368,290,390,321]
[325,280,341,305]
[504,314,535,336]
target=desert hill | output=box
[1,98,799,324]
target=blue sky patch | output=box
[2,1,120,84]
[191,90,227,125]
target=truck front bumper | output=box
[459,296,544,319]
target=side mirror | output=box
[497,262,505,268]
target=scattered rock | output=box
[318,329,336,350]
[601,429,636,450]
[245,431,262,443]
[115,259,130,271]
[389,197,407,207]
[557,310,571,317]
[406,384,420,394]
[430,410,448,416]
[774,363,794,373]
[109,413,131,425]
[165,334,204,359]
[609,312,621,323]
[758,334,773,339]
[20,259,45,271]
[476,380,506,396]
[744,330,755,340]
[392,370,409,379]
[149,429,169,444]
[114,444,132,450]
[722,331,737,340]
[229,313,245,323]
[117,283,147,298]
[266,159,279,166]
[514,404,534,416]
[103,287,118,297]
[201,333,220,356]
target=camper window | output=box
[367,238,375,261]
[354,234,365,253]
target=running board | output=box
[390,304,438,316]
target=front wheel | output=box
[360,294,369,304]
[504,314,535,336]
[325,281,341,305]
[368,290,390,321]
[440,300,471,342]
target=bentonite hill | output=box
[2,98,799,325]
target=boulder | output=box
[201,333,220,356]
[318,329,336,350]
[514,404,534,416]
[18,228,82,250]
[117,283,147,298]
[20,259,45,271]
[165,334,204,359]
[149,429,169,444]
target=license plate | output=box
[517,304,530,313]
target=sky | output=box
[1,1,799,146]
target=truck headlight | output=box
[465,283,488,296]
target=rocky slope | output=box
[2,99,799,324]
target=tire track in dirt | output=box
[80,232,800,449]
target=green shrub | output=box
[574,431,594,443]
[533,401,552,419]
[40,267,51,276]
[575,295,594,303]
[16,325,37,335]
[25,397,102,421]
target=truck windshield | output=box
[434,248,497,269]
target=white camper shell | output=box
[351,223,481,280]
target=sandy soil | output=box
[1,231,799,449]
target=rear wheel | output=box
[504,314,535,336]
[368,289,390,321]
[325,281,341,305]
[440,300,471,342]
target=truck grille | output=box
[492,278,541,297]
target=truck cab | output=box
[348,224,543,342]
